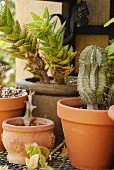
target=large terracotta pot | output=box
[57,97,114,170]
[0,92,27,151]
[2,117,55,165]
[17,78,78,144]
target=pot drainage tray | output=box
[0,151,76,170]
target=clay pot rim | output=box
[2,117,55,132]
[16,78,78,96]
[57,97,114,125]
[58,97,107,112]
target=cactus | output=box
[23,90,37,126]
[77,45,108,110]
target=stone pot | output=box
[17,78,78,144]
[57,97,114,170]
[0,92,27,151]
[2,117,55,165]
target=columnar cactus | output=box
[77,45,108,110]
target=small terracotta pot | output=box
[0,92,27,151]
[2,117,55,165]
[57,97,114,170]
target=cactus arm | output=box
[96,67,107,103]
[77,60,92,105]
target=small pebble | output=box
[1,87,26,98]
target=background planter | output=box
[17,78,78,144]
[0,93,27,151]
[57,97,114,170]
[2,117,55,165]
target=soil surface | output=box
[8,118,48,126]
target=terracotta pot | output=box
[17,78,78,144]
[0,92,27,151]
[57,97,114,170]
[2,117,55,165]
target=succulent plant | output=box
[0,143,53,170]
[26,8,76,84]
[0,5,76,85]
[104,18,114,83]
[0,5,49,84]
[77,45,108,110]
[23,90,37,126]
[25,143,52,170]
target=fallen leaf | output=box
[59,146,68,158]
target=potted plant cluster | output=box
[57,45,114,169]
[0,5,78,142]
[0,63,27,151]
[2,89,55,165]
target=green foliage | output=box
[0,0,15,87]
[77,45,108,110]
[0,0,15,16]
[104,18,114,84]
[40,31,76,84]
[0,143,52,170]
[0,5,49,83]
[104,17,114,27]
[26,10,76,84]
[25,143,53,170]
[0,41,15,87]
[0,5,76,85]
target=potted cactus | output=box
[0,63,27,151]
[0,5,78,142]
[2,90,55,165]
[57,45,114,170]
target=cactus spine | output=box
[77,45,107,110]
